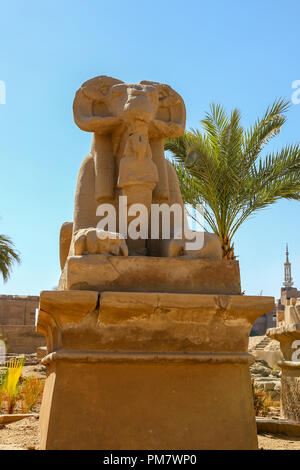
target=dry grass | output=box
[253,385,270,417]
[0,388,4,411]
[20,377,44,414]
[0,358,44,415]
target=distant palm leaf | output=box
[0,234,20,282]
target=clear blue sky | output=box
[0,0,299,299]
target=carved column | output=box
[268,301,300,424]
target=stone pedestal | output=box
[268,323,300,423]
[37,290,273,450]
[59,255,241,293]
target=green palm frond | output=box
[0,235,21,282]
[242,98,289,162]
[165,99,300,259]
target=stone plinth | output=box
[268,323,300,423]
[59,255,241,294]
[38,290,273,450]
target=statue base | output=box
[268,323,300,423]
[59,255,241,294]
[38,290,273,449]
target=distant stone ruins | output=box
[0,295,44,354]
[268,244,300,425]
[251,245,298,337]
[251,310,276,337]
[37,76,273,450]
[276,244,300,324]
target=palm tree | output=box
[165,99,300,259]
[0,235,20,282]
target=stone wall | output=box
[281,287,300,305]
[251,311,276,336]
[0,295,39,325]
[0,325,44,354]
[0,295,45,354]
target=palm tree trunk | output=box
[221,236,235,260]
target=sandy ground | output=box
[21,364,47,379]
[0,417,39,450]
[258,434,300,450]
[248,336,280,353]
[248,336,265,351]
[0,417,300,450]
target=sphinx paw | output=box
[73,228,128,256]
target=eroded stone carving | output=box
[60,76,222,272]
[37,76,274,450]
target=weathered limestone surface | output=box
[58,76,223,281]
[38,76,275,450]
[41,360,253,450]
[38,290,274,450]
[280,298,300,326]
[280,364,300,422]
[268,323,300,423]
[59,255,241,293]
